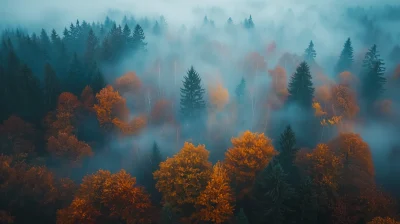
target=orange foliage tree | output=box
[331,84,359,119]
[267,66,288,110]
[112,115,147,136]
[57,170,152,224]
[47,132,93,165]
[224,131,277,194]
[194,162,235,224]
[150,99,175,125]
[153,142,212,210]
[368,217,400,224]
[209,82,230,111]
[0,116,36,155]
[114,71,142,95]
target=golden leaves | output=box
[320,116,342,126]
[224,131,277,191]
[153,142,212,208]
[114,71,142,95]
[209,82,230,111]
[312,101,327,117]
[368,217,400,224]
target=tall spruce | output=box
[66,53,85,95]
[276,125,300,186]
[84,29,98,65]
[335,38,354,75]
[180,66,206,119]
[235,77,246,103]
[148,141,163,203]
[43,63,60,111]
[89,62,106,94]
[132,24,147,51]
[252,161,295,224]
[153,21,161,36]
[360,44,386,107]
[287,62,315,109]
[244,15,254,29]
[296,176,319,224]
[304,41,316,63]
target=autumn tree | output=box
[304,41,316,63]
[80,85,95,109]
[153,142,212,215]
[180,66,206,120]
[224,131,277,194]
[47,132,93,165]
[194,162,235,224]
[252,161,295,224]
[335,38,354,75]
[114,71,142,95]
[287,62,315,109]
[57,170,152,224]
[368,217,400,224]
[0,116,36,155]
[331,84,359,119]
[150,99,175,125]
[209,82,230,111]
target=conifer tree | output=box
[160,202,180,224]
[227,17,233,25]
[252,161,295,224]
[360,44,386,107]
[180,66,206,119]
[84,29,98,65]
[296,176,319,224]
[66,53,85,95]
[235,208,249,224]
[132,24,147,51]
[276,125,300,186]
[304,41,316,63]
[43,63,60,111]
[235,77,246,103]
[287,62,315,109]
[90,62,106,94]
[244,15,254,29]
[153,21,161,36]
[335,38,354,75]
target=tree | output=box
[209,82,230,111]
[153,142,212,211]
[89,62,105,94]
[180,66,206,120]
[335,38,354,75]
[368,217,400,224]
[140,141,163,203]
[244,15,254,29]
[84,29,98,65]
[114,71,142,94]
[224,131,277,193]
[57,170,152,224]
[287,62,315,109]
[252,161,295,224]
[235,77,246,103]
[80,85,95,109]
[153,21,161,36]
[296,176,319,224]
[276,125,300,186]
[66,53,85,96]
[43,63,61,111]
[132,24,147,51]
[0,116,36,156]
[235,208,249,224]
[304,41,316,63]
[360,45,386,108]
[331,84,359,119]
[194,162,235,223]
[160,203,180,224]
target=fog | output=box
[1,0,400,194]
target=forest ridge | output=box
[0,5,400,224]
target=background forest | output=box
[0,1,400,224]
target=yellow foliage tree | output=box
[331,84,359,119]
[57,170,151,224]
[312,101,327,117]
[209,82,230,111]
[194,162,235,224]
[224,131,277,193]
[153,142,212,208]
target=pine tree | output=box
[84,29,98,65]
[287,62,315,109]
[296,176,319,224]
[43,63,60,111]
[150,141,162,173]
[153,21,161,36]
[335,38,354,75]
[40,29,51,59]
[132,24,147,51]
[360,45,386,108]
[304,41,316,63]
[235,77,246,103]
[90,62,106,94]
[122,24,132,49]
[180,66,206,119]
[235,208,249,224]
[247,15,254,29]
[252,161,295,224]
[276,125,300,186]
[227,17,233,25]
[67,53,85,95]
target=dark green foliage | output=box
[84,29,98,65]
[244,15,254,29]
[287,61,315,109]
[235,208,250,224]
[180,66,206,119]
[132,24,147,52]
[335,38,354,75]
[276,125,300,185]
[235,77,246,103]
[66,53,85,95]
[252,161,295,224]
[43,63,60,111]
[304,41,316,63]
[360,44,386,107]
[296,176,319,224]
[89,62,106,94]
[160,202,180,224]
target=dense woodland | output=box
[1,4,400,224]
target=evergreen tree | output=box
[235,208,250,224]
[227,17,233,25]
[153,21,161,36]
[247,15,254,29]
[132,24,147,51]
[360,47,386,108]
[66,53,85,95]
[304,41,316,63]
[89,62,106,94]
[296,176,319,224]
[100,37,113,62]
[334,38,354,75]
[180,66,206,119]
[287,61,315,109]
[276,125,300,186]
[43,63,60,111]
[84,29,98,65]
[252,161,295,224]
[203,16,209,26]
[122,24,132,49]
[235,77,246,103]
[40,29,51,58]
[160,202,180,224]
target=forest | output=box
[0,2,400,224]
